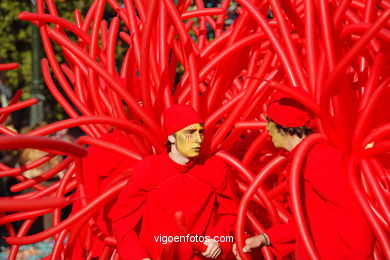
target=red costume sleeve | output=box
[206,157,239,256]
[108,161,153,260]
[266,218,296,245]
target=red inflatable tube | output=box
[270,0,309,92]
[0,197,70,211]
[16,179,76,200]
[53,166,75,228]
[362,122,390,147]
[181,7,224,20]
[10,157,73,193]
[139,0,159,115]
[88,0,110,117]
[361,140,390,158]
[340,23,390,42]
[106,0,130,27]
[0,135,87,158]
[50,228,68,260]
[178,33,273,104]
[290,134,326,260]
[318,0,336,71]
[216,151,280,224]
[27,115,163,152]
[41,59,100,138]
[8,219,35,260]
[210,52,273,151]
[0,62,19,71]
[0,89,22,123]
[234,121,267,130]
[353,77,390,149]
[359,53,384,110]
[235,156,287,260]
[0,154,55,177]
[242,130,271,166]
[123,0,142,68]
[77,136,142,161]
[45,29,164,138]
[323,9,390,99]
[234,0,300,88]
[348,155,390,258]
[6,179,127,245]
[0,98,38,114]
[18,12,92,44]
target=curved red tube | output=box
[290,134,326,260]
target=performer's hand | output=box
[232,235,267,260]
[202,239,222,259]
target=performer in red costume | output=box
[234,92,374,259]
[109,104,238,260]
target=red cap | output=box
[163,105,203,136]
[266,91,311,127]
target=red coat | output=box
[267,142,374,259]
[108,153,238,260]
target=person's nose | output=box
[194,131,203,143]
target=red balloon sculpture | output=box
[0,0,389,259]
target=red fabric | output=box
[267,142,374,259]
[71,129,139,259]
[266,91,311,127]
[108,153,238,260]
[163,105,203,136]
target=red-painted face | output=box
[175,123,204,158]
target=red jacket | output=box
[267,142,374,259]
[109,153,238,260]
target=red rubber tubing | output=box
[353,77,390,148]
[234,0,301,87]
[0,62,19,71]
[8,219,35,260]
[0,154,55,177]
[216,151,280,224]
[139,0,159,115]
[269,0,309,92]
[318,0,336,71]
[348,154,390,258]
[234,121,267,130]
[322,9,390,100]
[0,135,87,158]
[45,29,164,138]
[0,197,70,211]
[50,228,68,260]
[10,157,74,193]
[77,136,142,161]
[235,156,287,260]
[290,134,326,260]
[26,115,163,151]
[360,159,390,226]
[210,51,273,151]
[0,99,38,114]
[6,179,127,245]
[304,0,317,93]
[242,130,270,166]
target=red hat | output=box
[163,105,203,136]
[266,91,311,127]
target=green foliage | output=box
[0,0,32,95]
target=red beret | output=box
[266,91,311,127]
[163,105,203,136]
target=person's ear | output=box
[168,135,176,144]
